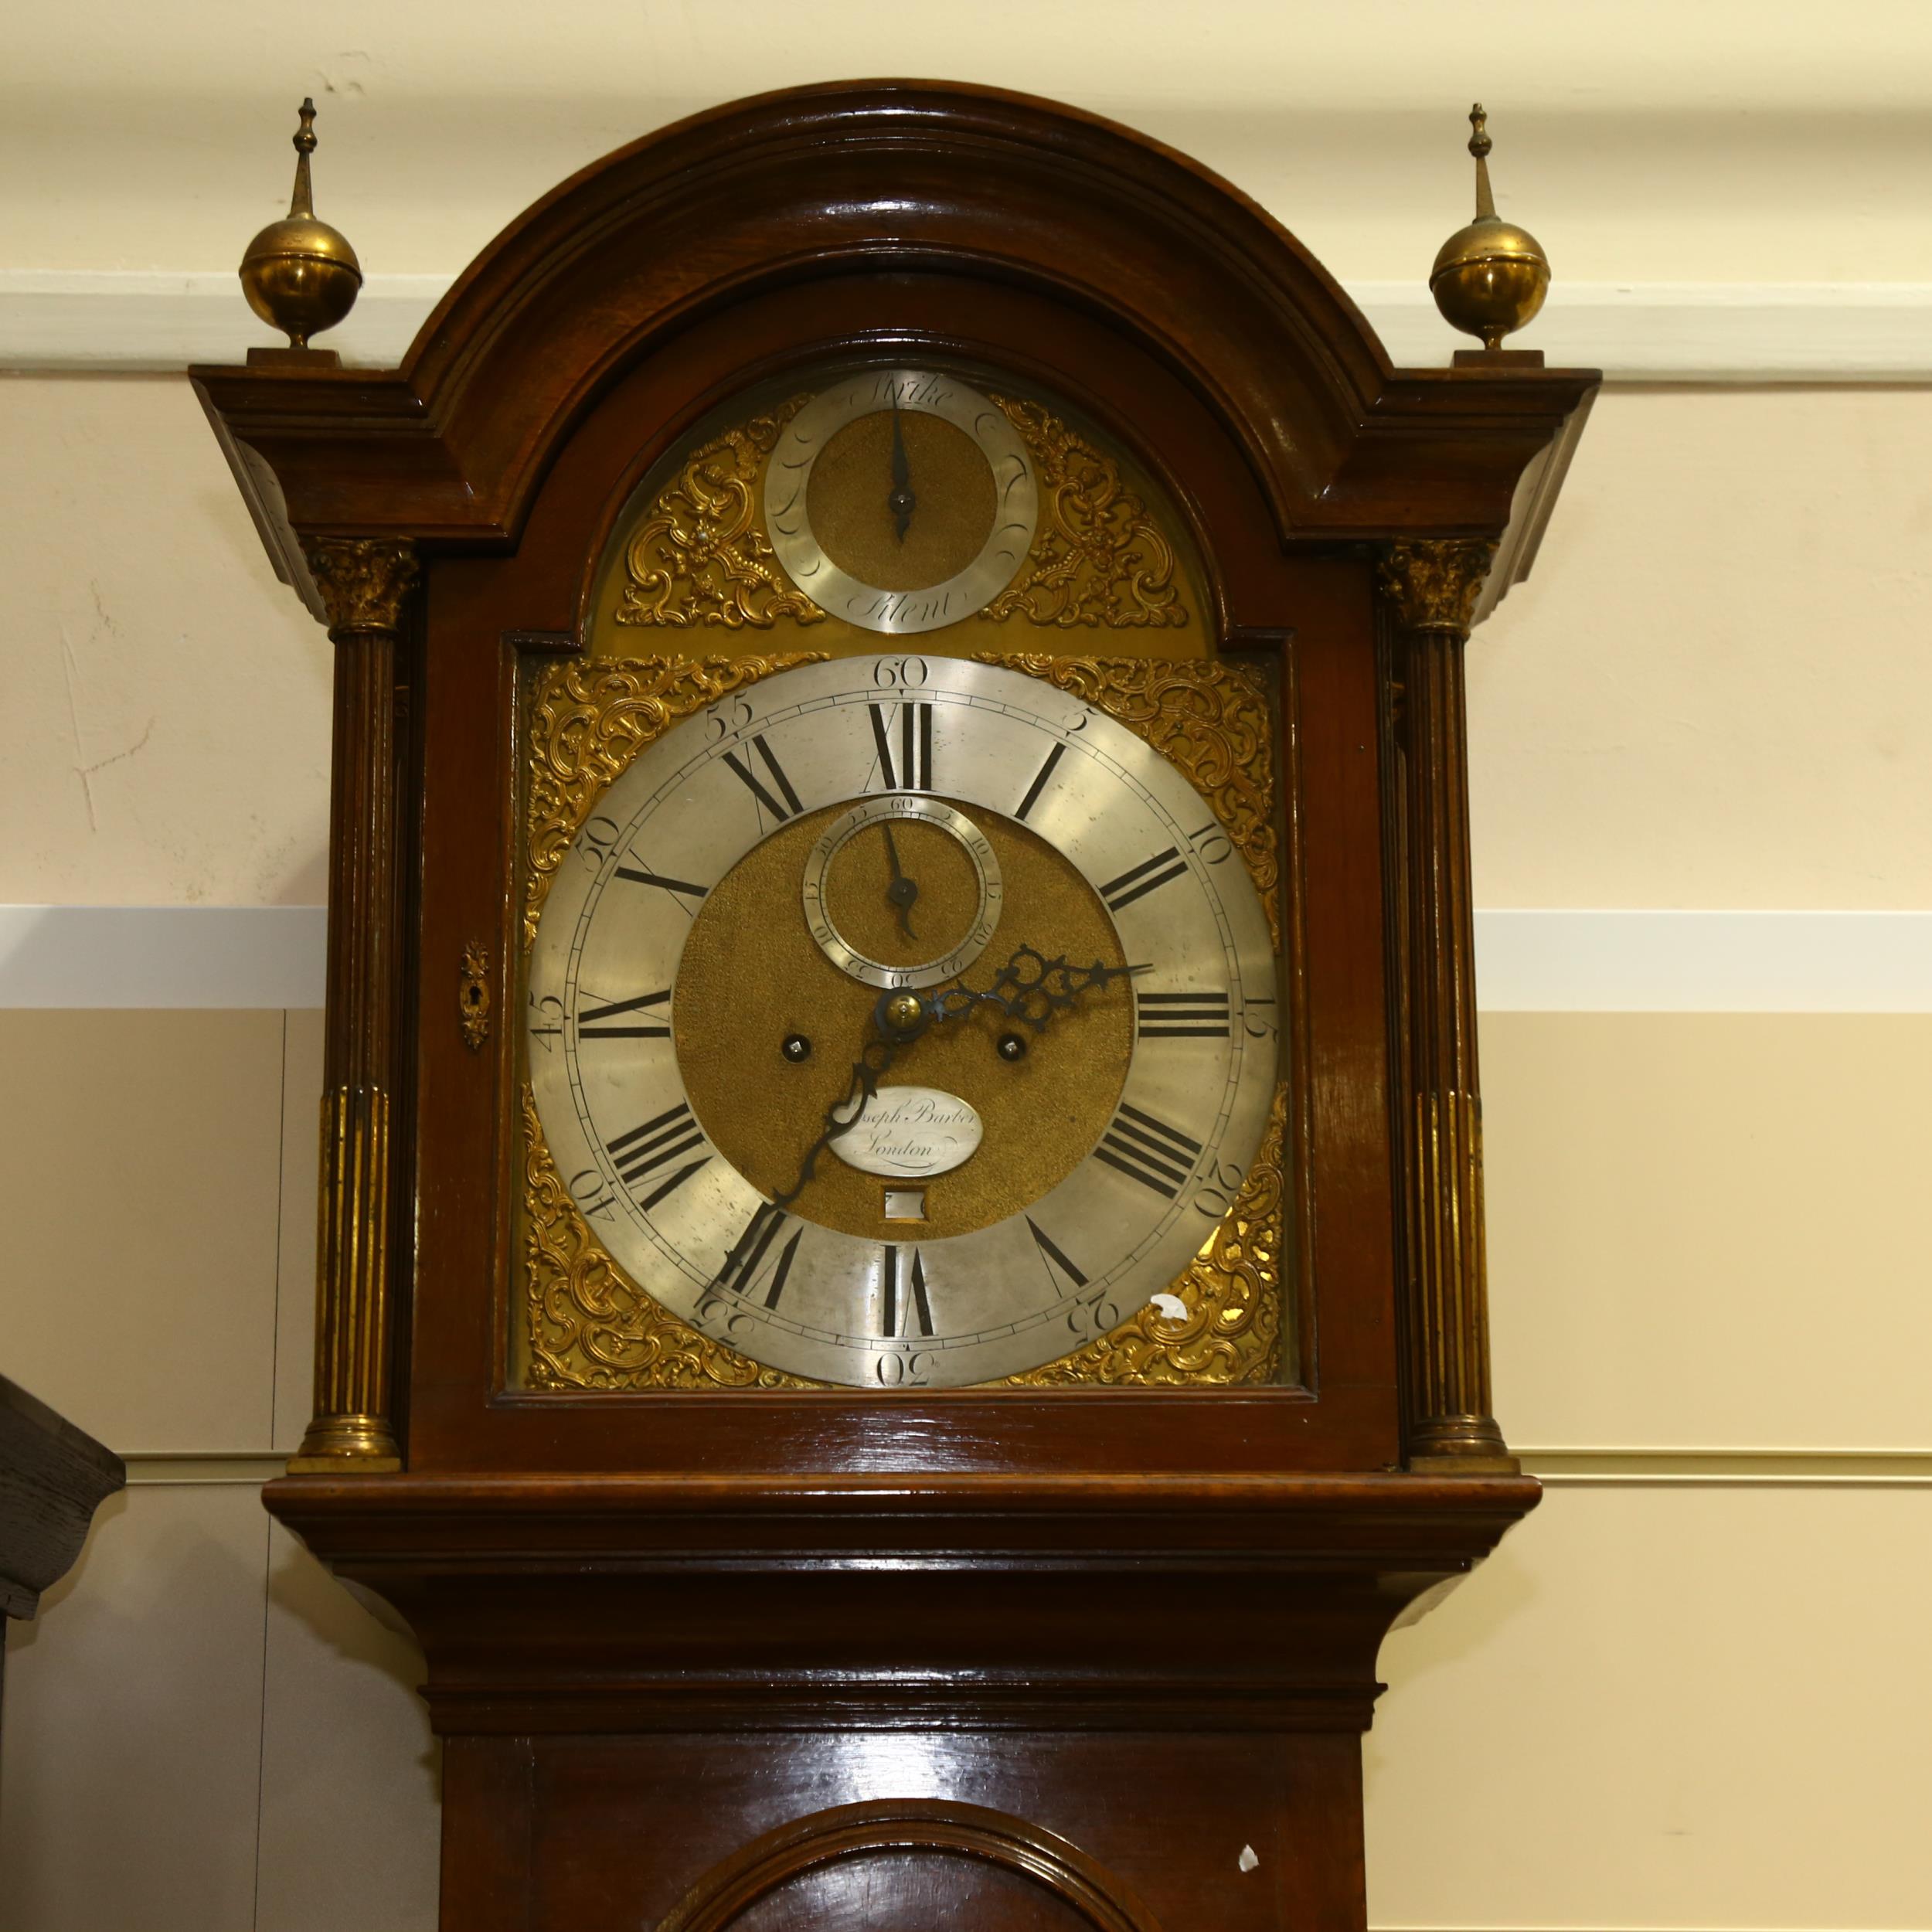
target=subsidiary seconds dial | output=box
[526,656,1279,1389]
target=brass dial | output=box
[526,655,1278,1389]
[765,369,1039,634]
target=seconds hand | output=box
[880,821,918,940]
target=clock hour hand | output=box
[887,394,916,543]
[880,821,919,940]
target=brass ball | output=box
[240,214,362,349]
[1430,216,1549,351]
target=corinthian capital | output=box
[1376,538,1496,640]
[302,536,420,636]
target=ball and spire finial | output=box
[238,97,363,353]
[1430,103,1550,356]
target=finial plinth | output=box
[239,97,362,352]
[1430,100,1549,355]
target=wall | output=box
[3,6,1930,1929]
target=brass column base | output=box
[288,1412,402,1474]
[1409,1413,1518,1475]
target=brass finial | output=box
[1430,102,1550,355]
[239,98,362,352]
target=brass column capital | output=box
[302,536,420,636]
[1376,538,1495,641]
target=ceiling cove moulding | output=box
[6,271,1932,383]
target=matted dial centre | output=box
[671,798,1131,1246]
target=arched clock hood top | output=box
[193,79,1597,617]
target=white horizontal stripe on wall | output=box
[8,271,1932,382]
[2,906,1927,1012]
[1473,910,1932,1013]
[0,906,328,1008]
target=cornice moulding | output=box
[6,271,1932,382]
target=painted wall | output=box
[4,10,1931,1930]
[5,1,1932,285]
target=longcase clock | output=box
[193,81,1597,1931]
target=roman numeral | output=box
[1094,1102,1203,1199]
[605,1102,709,1210]
[868,701,934,791]
[713,1200,804,1310]
[1135,990,1231,1039]
[577,988,671,1039]
[881,1245,934,1338]
[1015,742,1065,821]
[721,734,805,823]
[1026,1217,1088,1291]
[614,863,708,907]
[1100,847,1189,913]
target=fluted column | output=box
[287,538,419,1473]
[1378,539,1513,1471]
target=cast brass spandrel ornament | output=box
[523,652,828,947]
[614,400,828,631]
[981,398,1187,631]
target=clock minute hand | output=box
[887,394,916,543]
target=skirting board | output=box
[2,906,1928,1012]
[7,271,1932,382]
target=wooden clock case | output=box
[193,82,1597,1931]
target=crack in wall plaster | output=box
[58,617,154,833]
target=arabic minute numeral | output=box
[1187,817,1234,866]
[1093,1102,1204,1199]
[566,1166,621,1222]
[872,1349,934,1388]
[1192,1158,1249,1223]
[575,813,621,872]
[529,992,565,1053]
